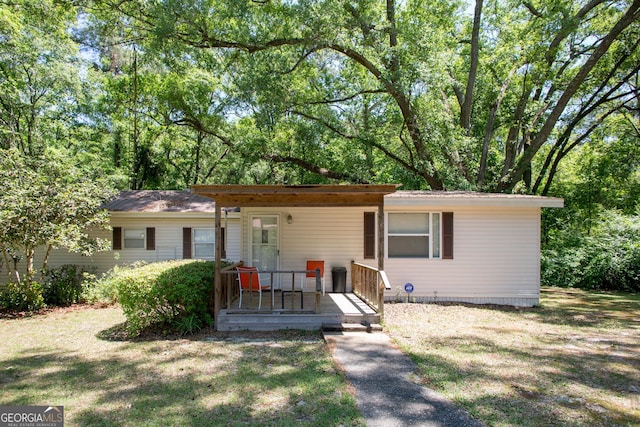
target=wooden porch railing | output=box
[351,261,390,316]
[217,263,322,314]
[221,261,243,310]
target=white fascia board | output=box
[385,194,564,208]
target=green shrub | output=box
[542,212,640,292]
[82,264,135,305]
[112,260,217,335]
[0,281,45,311]
[43,265,92,306]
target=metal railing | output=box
[218,263,323,314]
[351,261,390,316]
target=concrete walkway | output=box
[324,331,484,427]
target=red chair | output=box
[237,266,272,309]
[305,260,325,295]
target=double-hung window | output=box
[193,228,215,259]
[113,227,155,250]
[387,212,441,259]
[124,229,145,249]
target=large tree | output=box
[91,0,640,192]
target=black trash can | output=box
[332,267,347,293]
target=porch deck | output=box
[216,292,380,331]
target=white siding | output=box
[238,205,543,306]
[1,214,241,283]
[224,220,242,261]
[383,206,541,306]
[241,207,369,291]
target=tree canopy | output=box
[1,0,639,294]
[4,0,637,193]
[78,0,639,192]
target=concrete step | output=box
[321,322,383,332]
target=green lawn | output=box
[384,287,640,426]
[3,288,638,426]
[0,306,364,426]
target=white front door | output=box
[250,215,279,287]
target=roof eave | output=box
[385,193,564,208]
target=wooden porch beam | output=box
[192,184,399,207]
[202,193,387,207]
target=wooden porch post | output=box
[377,199,385,317]
[214,203,222,330]
[225,210,232,310]
[377,199,384,271]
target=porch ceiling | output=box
[191,184,399,207]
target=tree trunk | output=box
[1,243,13,282]
[461,0,483,132]
[38,244,53,284]
[25,247,35,284]
[478,67,515,188]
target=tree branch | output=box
[522,1,543,18]
[538,106,620,195]
[170,117,235,148]
[289,109,356,139]
[303,89,387,106]
[477,66,516,188]
[266,154,369,183]
[461,0,483,131]
[545,0,608,65]
[325,42,442,188]
[498,0,640,192]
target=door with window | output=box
[250,215,279,287]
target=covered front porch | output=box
[191,184,397,331]
[214,261,388,331]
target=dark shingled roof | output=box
[104,190,217,213]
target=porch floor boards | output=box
[217,292,380,332]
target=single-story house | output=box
[188,185,563,310]
[4,186,562,319]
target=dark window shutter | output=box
[364,212,376,259]
[146,227,155,251]
[112,227,122,250]
[183,227,192,259]
[221,227,226,258]
[442,212,454,259]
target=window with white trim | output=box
[387,212,441,258]
[193,228,215,259]
[124,229,145,249]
